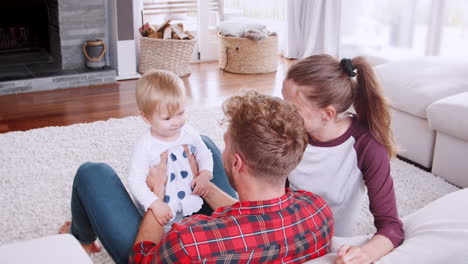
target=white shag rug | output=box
[0,105,460,263]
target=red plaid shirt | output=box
[130,189,334,264]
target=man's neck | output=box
[236,177,286,202]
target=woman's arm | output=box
[338,138,404,264]
[361,144,404,248]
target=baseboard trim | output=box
[397,155,431,172]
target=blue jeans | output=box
[69,136,236,263]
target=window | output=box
[439,0,468,58]
[340,0,468,61]
[223,0,285,36]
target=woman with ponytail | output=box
[283,54,403,264]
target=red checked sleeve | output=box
[129,229,191,264]
[129,241,157,264]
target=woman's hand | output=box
[336,245,372,264]
[146,151,169,198]
[336,235,394,264]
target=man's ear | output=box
[140,111,151,125]
[233,153,244,175]
[322,105,336,122]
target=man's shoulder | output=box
[161,193,334,262]
[291,189,329,207]
[170,214,215,233]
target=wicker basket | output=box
[138,36,197,77]
[218,34,278,74]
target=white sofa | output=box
[306,188,468,264]
[374,57,468,187]
[427,92,468,187]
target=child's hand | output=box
[191,170,212,198]
[149,199,173,226]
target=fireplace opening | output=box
[0,0,116,93]
[0,0,60,68]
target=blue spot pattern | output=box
[180,171,188,179]
[182,151,187,158]
[178,191,185,199]
[170,173,176,182]
[190,146,196,154]
[164,195,170,203]
[170,153,177,161]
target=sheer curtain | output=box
[340,0,468,62]
[281,0,342,59]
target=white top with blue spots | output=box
[128,124,213,231]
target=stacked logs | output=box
[139,20,195,40]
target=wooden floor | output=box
[0,59,295,133]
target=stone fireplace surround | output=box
[0,0,117,95]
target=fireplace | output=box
[0,0,61,68]
[0,0,116,95]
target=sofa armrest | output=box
[427,92,468,142]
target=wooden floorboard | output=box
[0,59,295,133]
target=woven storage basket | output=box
[138,36,197,77]
[218,34,278,74]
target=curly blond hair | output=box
[135,70,185,117]
[223,90,308,184]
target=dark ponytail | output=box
[352,57,397,158]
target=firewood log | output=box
[163,26,172,39]
[148,31,162,39]
[173,25,190,40]
[155,19,172,33]
[176,23,184,31]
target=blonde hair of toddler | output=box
[135,70,185,117]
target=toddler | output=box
[128,70,213,232]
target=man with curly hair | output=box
[130,91,334,263]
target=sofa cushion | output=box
[427,92,468,141]
[375,57,468,119]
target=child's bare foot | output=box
[58,220,72,234]
[81,241,102,254]
[59,221,102,254]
